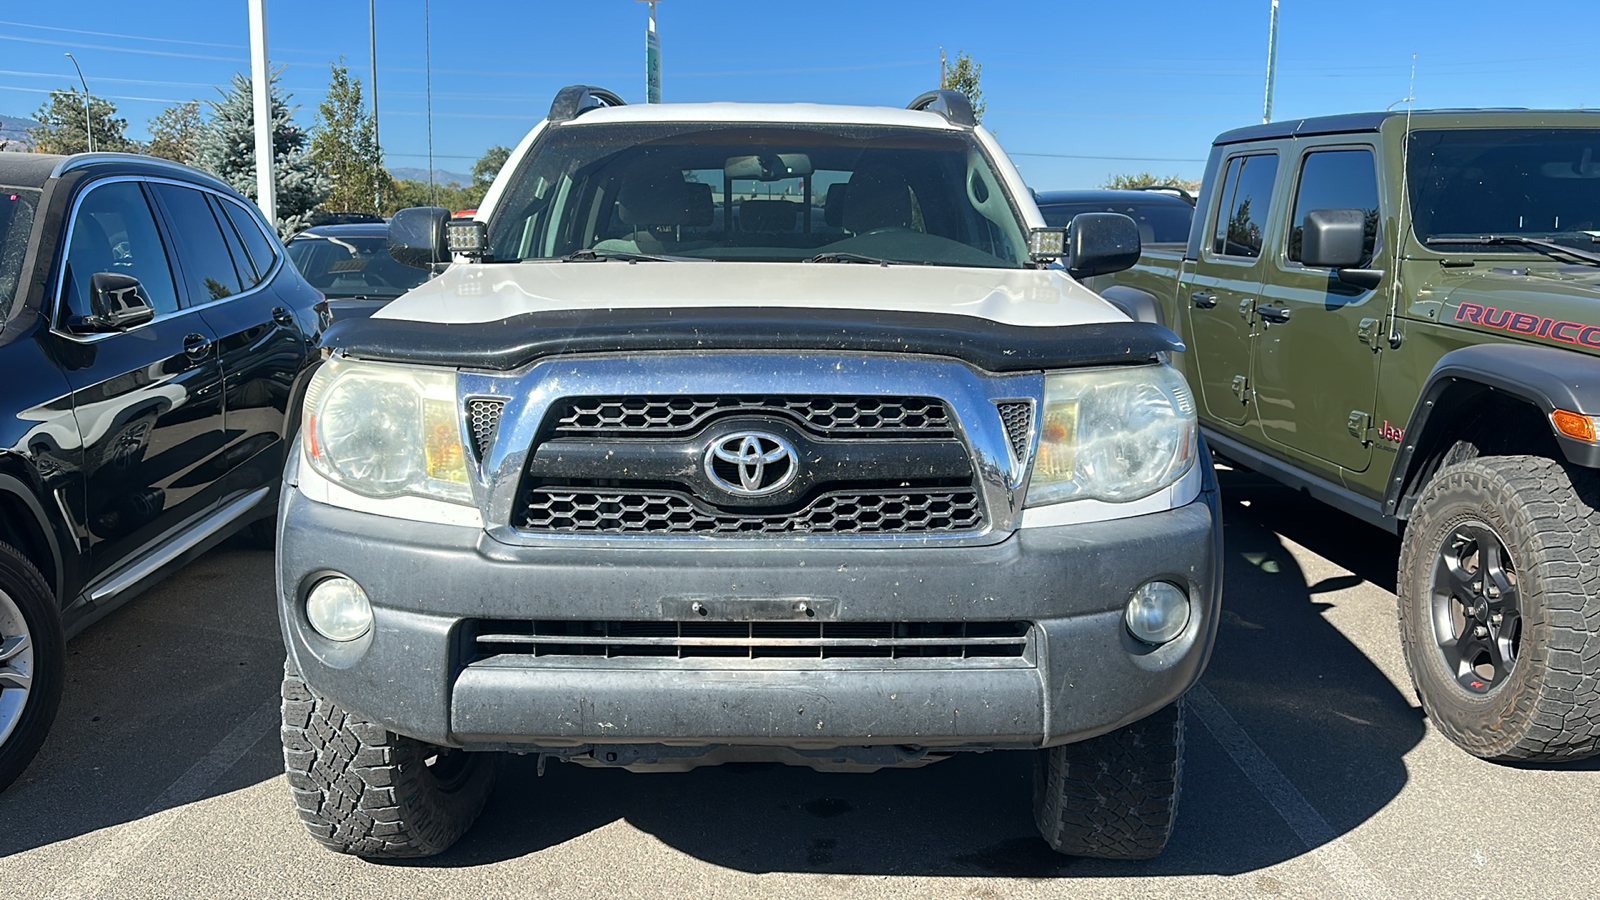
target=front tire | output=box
[0,540,64,794]
[1033,699,1184,860]
[1398,456,1600,761]
[280,658,496,857]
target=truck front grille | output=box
[471,620,1031,660]
[517,487,983,535]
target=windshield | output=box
[286,232,431,299]
[1409,128,1600,251]
[488,122,1030,268]
[1037,200,1193,244]
[1,189,39,319]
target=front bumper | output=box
[278,467,1222,752]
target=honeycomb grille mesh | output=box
[552,395,953,437]
[996,401,1033,463]
[466,399,506,458]
[518,488,983,536]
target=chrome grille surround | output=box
[456,353,1048,548]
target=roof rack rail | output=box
[906,90,976,128]
[548,85,627,123]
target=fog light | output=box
[306,576,373,642]
[1126,581,1190,645]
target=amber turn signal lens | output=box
[1551,409,1598,443]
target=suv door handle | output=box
[271,306,294,326]
[1258,306,1292,325]
[1190,291,1218,309]
[182,333,212,361]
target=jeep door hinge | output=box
[1358,317,1383,348]
[1231,375,1251,402]
[1347,410,1372,442]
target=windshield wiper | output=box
[1425,235,1600,267]
[806,252,895,265]
[560,248,681,263]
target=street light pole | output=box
[636,0,662,103]
[1262,0,1280,124]
[248,0,278,227]
[63,53,93,154]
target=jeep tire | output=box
[1033,698,1184,859]
[0,539,64,794]
[1398,455,1600,761]
[280,658,496,857]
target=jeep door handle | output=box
[272,306,295,326]
[1190,291,1218,309]
[1257,306,1292,324]
[182,333,212,361]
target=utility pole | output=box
[248,0,277,226]
[636,0,662,103]
[1262,0,1280,124]
[940,47,946,88]
[63,53,92,153]
[370,0,381,209]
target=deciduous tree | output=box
[29,89,136,155]
[310,61,385,215]
[145,101,204,164]
[941,52,986,124]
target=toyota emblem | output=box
[705,432,798,496]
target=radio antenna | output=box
[1387,54,1417,350]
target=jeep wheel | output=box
[1033,698,1183,859]
[1398,456,1600,761]
[280,658,496,857]
[0,540,64,794]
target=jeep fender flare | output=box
[1385,342,1600,520]
[1097,285,1166,327]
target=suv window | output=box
[218,197,279,286]
[151,184,247,302]
[1,190,38,319]
[1039,200,1193,243]
[1211,154,1279,259]
[1288,149,1380,266]
[61,180,181,323]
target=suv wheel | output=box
[0,540,64,793]
[1033,698,1183,859]
[280,658,496,857]
[1398,455,1600,761]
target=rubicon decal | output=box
[1455,303,1600,348]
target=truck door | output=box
[1183,150,1280,426]
[1251,146,1384,473]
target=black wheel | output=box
[1398,456,1600,761]
[280,658,496,857]
[0,540,64,794]
[1032,699,1184,860]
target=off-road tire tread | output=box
[0,540,63,794]
[280,658,494,857]
[1033,699,1184,860]
[1398,455,1600,761]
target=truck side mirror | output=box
[389,207,452,270]
[1301,209,1367,269]
[1065,212,1141,279]
[77,272,155,333]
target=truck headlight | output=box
[1026,364,1197,506]
[303,355,473,504]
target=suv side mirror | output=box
[389,207,452,270]
[1302,208,1384,289]
[1065,212,1141,279]
[76,272,155,333]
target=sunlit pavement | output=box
[5,467,1597,899]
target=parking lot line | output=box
[1190,684,1389,899]
[44,696,280,900]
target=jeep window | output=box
[0,189,38,319]
[1038,201,1192,244]
[60,181,181,324]
[1288,149,1380,266]
[1410,128,1600,251]
[1210,154,1279,259]
[488,122,1029,268]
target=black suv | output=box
[0,152,326,791]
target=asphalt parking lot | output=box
[5,467,1598,899]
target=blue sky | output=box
[2,1,1598,188]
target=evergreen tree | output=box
[309,61,385,215]
[941,52,986,124]
[29,88,137,154]
[145,101,204,164]
[193,72,327,236]
[1103,172,1202,193]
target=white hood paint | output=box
[374,262,1128,329]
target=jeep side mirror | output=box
[77,272,155,332]
[389,207,452,270]
[1065,212,1141,279]
[1302,208,1384,289]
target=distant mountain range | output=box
[389,166,471,186]
[0,114,40,150]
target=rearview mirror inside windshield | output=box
[725,153,814,181]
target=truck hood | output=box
[373,261,1126,329]
[1424,263,1600,353]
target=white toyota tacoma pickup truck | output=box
[276,86,1222,860]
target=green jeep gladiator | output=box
[1097,110,1600,762]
